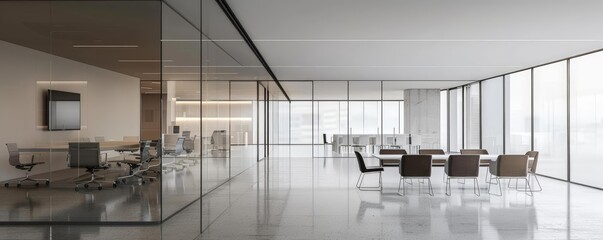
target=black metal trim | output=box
[214,0,291,102]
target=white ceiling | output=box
[223,0,603,83]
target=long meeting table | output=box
[371,154,532,167]
[18,141,140,153]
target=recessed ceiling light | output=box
[73,45,138,48]
[118,60,173,63]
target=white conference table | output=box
[371,154,531,166]
[18,141,140,153]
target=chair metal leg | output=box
[488,177,502,196]
[356,173,364,188]
[474,178,480,196]
[356,172,382,191]
[532,173,543,192]
[427,178,434,196]
[445,177,451,196]
[397,177,406,196]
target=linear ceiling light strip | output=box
[215,0,291,102]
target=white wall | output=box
[0,40,140,181]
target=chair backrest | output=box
[123,136,139,142]
[323,134,328,144]
[154,139,163,157]
[493,155,529,177]
[6,143,22,166]
[460,149,489,155]
[68,142,101,169]
[94,136,105,142]
[525,151,539,173]
[163,134,179,152]
[354,151,368,173]
[183,135,196,152]
[446,155,480,177]
[419,149,445,155]
[182,131,191,139]
[379,149,407,155]
[139,141,152,163]
[399,155,432,177]
[174,138,185,155]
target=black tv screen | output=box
[47,90,81,131]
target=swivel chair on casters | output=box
[68,142,116,191]
[4,143,49,187]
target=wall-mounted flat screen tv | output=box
[47,90,81,131]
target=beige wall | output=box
[0,40,140,181]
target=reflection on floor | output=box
[199,156,603,240]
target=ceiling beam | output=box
[214,0,291,102]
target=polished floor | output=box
[199,155,603,240]
[3,152,603,239]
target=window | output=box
[505,70,532,154]
[481,77,504,154]
[464,83,480,149]
[534,61,567,180]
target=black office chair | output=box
[4,143,49,187]
[67,142,115,191]
[323,134,329,144]
[354,151,384,191]
[115,141,156,185]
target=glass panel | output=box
[440,90,448,151]
[481,77,504,154]
[570,51,603,188]
[314,81,347,100]
[315,101,348,157]
[505,70,532,154]
[281,81,312,100]
[290,101,312,144]
[382,82,405,100]
[349,81,381,100]
[230,82,256,177]
[464,83,480,149]
[449,88,462,152]
[534,61,567,180]
[49,1,161,224]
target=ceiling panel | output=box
[227,0,603,84]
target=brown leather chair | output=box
[460,149,489,155]
[397,155,433,196]
[354,151,384,191]
[444,155,481,196]
[378,149,406,167]
[419,149,445,155]
[487,155,533,196]
[419,149,446,167]
[525,151,542,191]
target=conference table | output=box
[18,141,140,153]
[371,154,532,167]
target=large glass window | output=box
[464,83,480,149]
[449,88,463,152]
[481,77,504,154]
[505,70,532,154]
[440,90,448,151]
[534,61,568,180]
[570,52,603,188]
